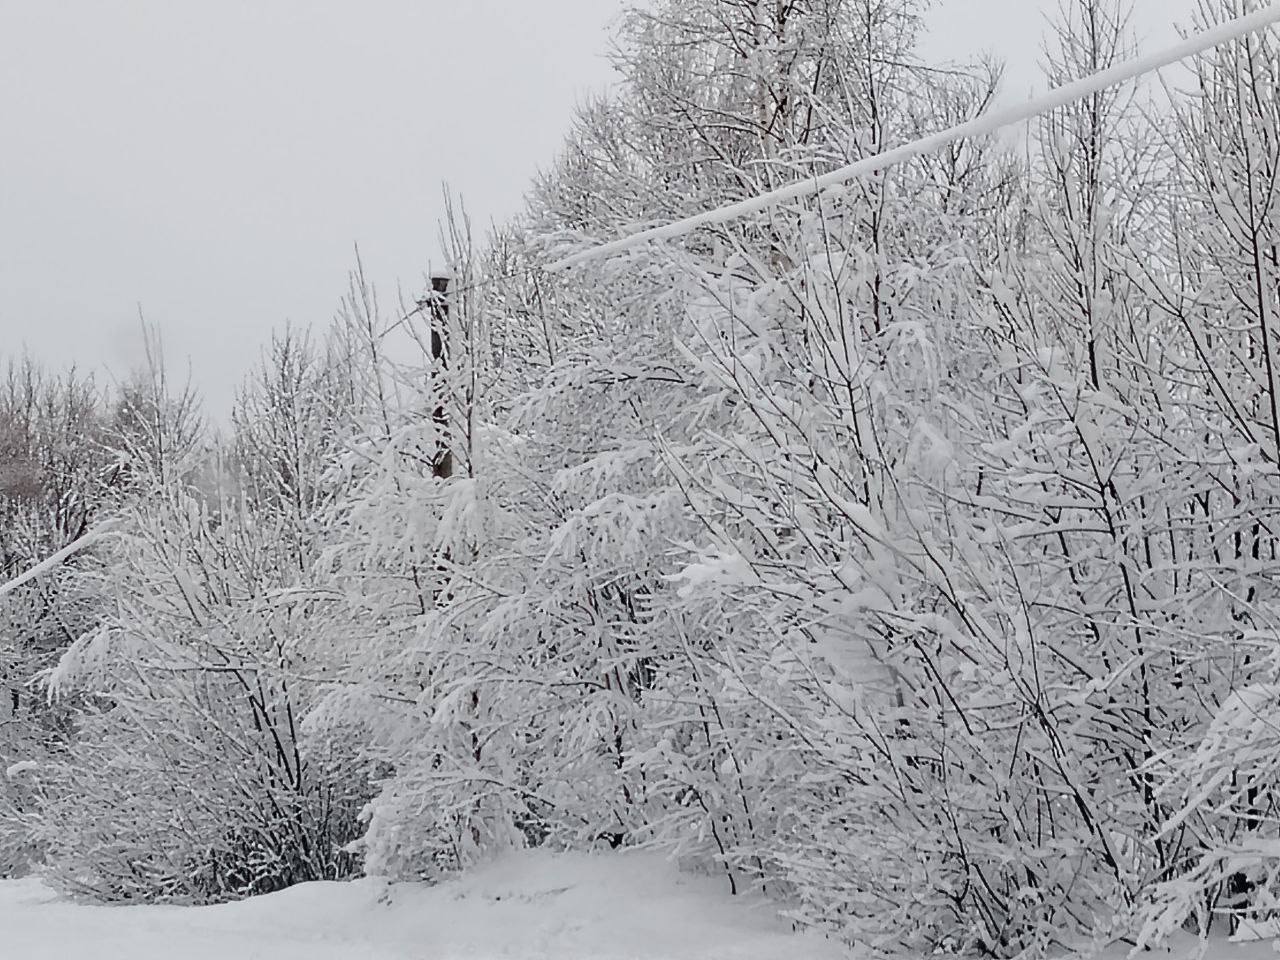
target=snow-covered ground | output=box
[13,849,1280,960]
[0,850,852,959]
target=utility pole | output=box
[428,270,453,480]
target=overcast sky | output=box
[1,0,1199,418]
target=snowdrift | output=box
[0,850,851,959]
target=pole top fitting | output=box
[429,267,454,293]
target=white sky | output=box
[0,0,1201,417]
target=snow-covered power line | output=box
[0,523,116,601]
[548,3,1280,272]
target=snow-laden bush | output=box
[27,330,377,902]
[28,484,370,902]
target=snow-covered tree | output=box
[0,358,115,876]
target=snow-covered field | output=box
[0,850,852,959]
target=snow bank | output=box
[0,849,851,959]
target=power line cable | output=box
[547,3,1280,272]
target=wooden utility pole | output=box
[429,271,453,479]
